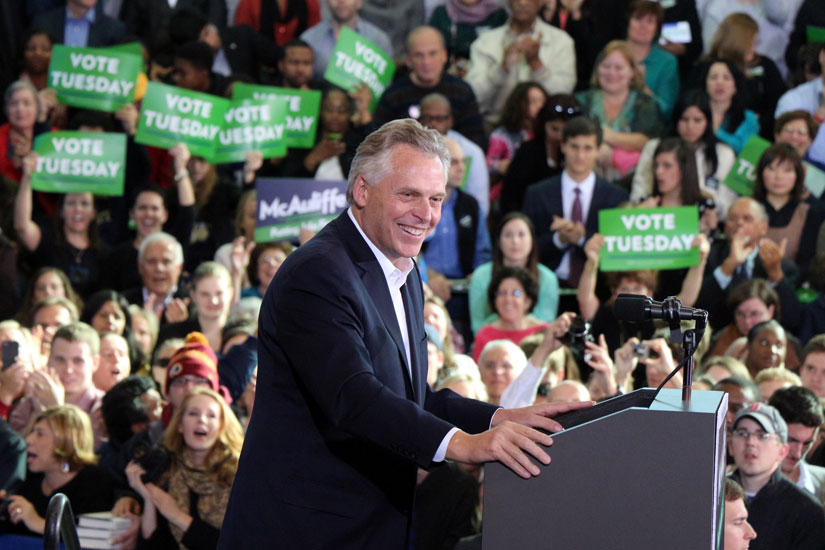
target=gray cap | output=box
[733,403,788,443]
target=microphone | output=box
[614,294,707,324]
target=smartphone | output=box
[2,341,19,371]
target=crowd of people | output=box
[0,0,825,547]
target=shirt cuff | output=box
[552,231,565,249]
[433,426,461,463]
[713,265,732,290]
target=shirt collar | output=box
[561,170,596,194]
[347,208,413,289]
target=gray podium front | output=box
[483,388,728,550]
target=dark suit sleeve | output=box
[270,254,494,468]
[522,181,564,270]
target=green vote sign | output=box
[722,135,771,197]
[136,82,229,159]
[32,131,126,195]
[323,26,395,111]
[48,44,141,112]
[213,98,288,164]
[232,83,321,149]
[598,206,700,271]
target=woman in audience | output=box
[752,143,825,274]
[81,290,144,372]
[18,29,53,92]
[276,87,370,180]
[700,58,759,154]
[743,320,787,378]
[469,212,559,334]
[703,13,785,139]
[486,82,547,183]
[157,262,233,352]
[625,0,680,119]
[0,81,50,185]
[129,305,159,368]
[240,241,294,299]
[472,267,548,364]
[707,280,786,358]
[14,155,102,298]
[576,40,664,181]
[125,387,243,548]
[428,0,507,76]
[234,0,320,46]
[16,267,83,326]
[500,94,582,214]
[630,90,737,219]
[638,137,718,234]
[774,110,823,170]
[0,405,114,537]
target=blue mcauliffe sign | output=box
[255,178,348,241]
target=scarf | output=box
[445,0,501,24]
[166,456,232,548]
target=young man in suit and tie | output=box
[522,116,629,290]
[219,119,590,549]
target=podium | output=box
[483,388,728,550]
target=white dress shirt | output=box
[553,170,596,281]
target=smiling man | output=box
[728,403,825,550]
[219,119,591,549]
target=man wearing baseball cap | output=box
[728,402,825,550]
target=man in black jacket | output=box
[33,0,125,48]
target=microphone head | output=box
[614,294,651,323]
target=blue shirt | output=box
[64,6,95,47]
[301,19,393,79]
[422,189,490,279]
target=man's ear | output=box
[351,174,370,208]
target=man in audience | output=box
[799,335,825,399]
[301,0,392,79]
[374,26,487,151]
[724,478,757,550]
[30,297,79,359]
[422,137,490,336]
[522,116,628,289]
[418,93,490,217]
[33,0,126,48]
[465,0,575,125]
[173,41,229,97]
[769,386,825,504]
[124,232,189,325]
[544,380,591,403]
[728,403,825,550]
[775,42,825,167]
[713,376,760,432]
[696,198,800,330]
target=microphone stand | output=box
[680,310,708,404]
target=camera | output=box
[698,197,716,216]
[633,343,650,359]
[561,316,595,355]
[131,442,171,484]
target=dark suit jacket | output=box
[219,212,498,549]
[522,174,629,272]
[695,239,801,331]
[220,25,280,82]
[32,7,126,48]
[121,0,226,44]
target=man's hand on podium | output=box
[446,401,594,478]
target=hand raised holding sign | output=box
[583,233,604,265]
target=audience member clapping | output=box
[0,321,37,421]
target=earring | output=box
[61,461,70,473]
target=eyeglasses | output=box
[170,375,211,389]
[496,289,524,298]
[731,428,776,443]
[780,126,809,137]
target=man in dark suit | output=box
[219,119,589,549]
[522,116,629,288]
[695,197,800,331]
[32,0,126,48]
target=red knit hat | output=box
[164,332,220,396]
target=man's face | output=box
[561,134,599,180]
[406,29,447,88]
[93,334,130,392]
[419,102,452,135]
[279,46,314,89]
[719,383,755,430]
[172,58,209,92]
[509,0,541,26]
[725,199,767,245]
[782,423,818,475]
[138,241,183,297]
[479,347,518,402]
[329,0,362,23]
[48,338,98,396]
[745,327,786,373]
[724,497,757,550]
[33,305,73,350]
[351,144,446,269]
[730,417,787,480]
[800,351,825,398]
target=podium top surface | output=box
[550,388,727,432]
